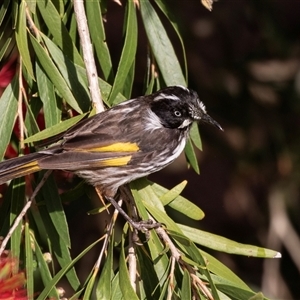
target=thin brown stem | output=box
[0,170,52,257]
[73,0,104,113]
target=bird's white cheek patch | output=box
[178,119,192,129]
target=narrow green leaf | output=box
[41,33,91,112]
[36,193,80,291]
[185,138,200,174]
[36,0,83,66]
[24,113,87,144]
[10,178,25,262]
[190,122,203,150]
[109,0,137,104]
[140,0,186,86]
[34,236,59,299]
[0,76,18,161]
[158,277,170,300]
[249,292,267,300]
[123,60,135,99]
[130,178,165,213]
[0,0,10,26]
[130,182,170,284]
[217,284,268,300]
[86,0,114,83]
[26,0,36,13]
[136,247,160,299]
[179,224,281,258]
[36,62,61,127]
[96,232,114,299]
[41,174,71,247]
[29,33,83,113]
[150,181,205,220]
[160,180,187,206]
[154,0,188,80]
[119,235,139,300]
[83,271,97,300]
[181,269,191,300]
[37,238,102,300]
[111,273,123,300]
[11,0,18,28]
[24,92,41,137]
[167,229,192,247]
[15,0,35,80]
[25,223,34,299]
[68,13,78,43]
[179,242,221,300]
[200,250,250,290]
[143,201,181,232]
[0,36,13,62]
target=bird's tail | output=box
[0,152,46,184]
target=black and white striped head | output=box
[149,86,223,130]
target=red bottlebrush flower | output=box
[0,55,18,90]
[0,257,27,300]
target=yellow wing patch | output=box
[12,161,41,178]
[88,142,139,153]
[96,156,132,167]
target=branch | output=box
[128,230,137,292]
[73,0,105,113]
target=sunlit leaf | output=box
[36,62,61,127]
[86,0,114,83]
[10,178,25,261]
[25,223,34,299]
[185,138,200,174]
[159,180,187,206]
[119,234,139,300]
[140,0,186,86]
[37,238,102,300]
[181,269,191,300]
[36,0,83,66]
[0,77,18,161]
[179,224,281,258]
[109,0,137,104]
[15,1,35,80]
[29,34,83,113]
[96,232,114,299]
[24,113,87,144]
[150,181,205,220]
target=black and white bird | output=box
[0,86,222,228]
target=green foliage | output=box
[0,0,279,299]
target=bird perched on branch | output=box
[0,86,222,229]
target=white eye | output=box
[174,110,181,117]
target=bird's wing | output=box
[38,107,143,170]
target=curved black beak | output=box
[201,114,223,131]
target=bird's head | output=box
[149,86,223,131]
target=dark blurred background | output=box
[69,1,300,299]
[153,0,300,299]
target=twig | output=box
[94,199,121,271]
[73,0,104,113]
[17,56,25,151]
[153,221,181,300]
[190,273,213,300]
[118,187,138,289]
[128,230,137,292]
[154,223,181,261]
[0,170,52,257]
[25,6,40,40]
[167,256,176,300]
